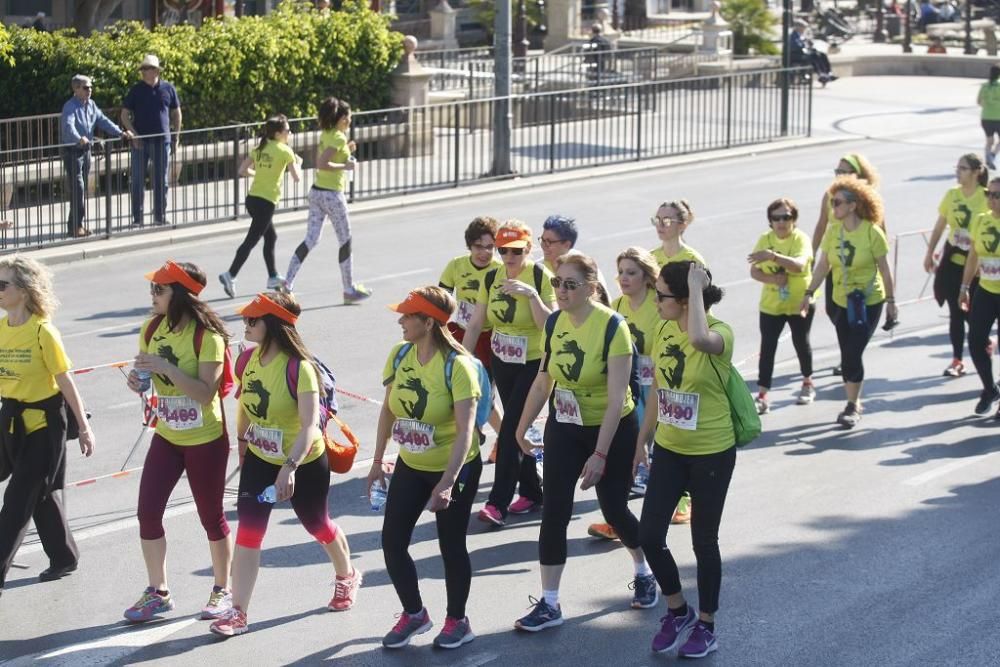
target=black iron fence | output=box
[0,68,812,252]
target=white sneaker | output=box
[219,272,236,298]
[266,275,287,292]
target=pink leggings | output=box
[137,433,231,541]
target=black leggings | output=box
[757,306,815,389]
[489,356,543,517]
[539,411,640,565]
[830,301,883,384]
[938,258,973,361]
[968,288,1000,392]
[639,446,736,615]
[382,456,482,618]
[229,195,278,278]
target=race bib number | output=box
[980,256,1000,281]
[492,332,528,364]
[637,355,654,387]
[553,387,583,425]
[392,419,437,454]
[953,228,972,251]
[656,389,700,431]
[157,396,204,431]
[248,424,283,456]
[455,300,475,328]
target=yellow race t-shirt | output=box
[382,343,481,472]
[541,305,635,426]
[139,317,225,446]
[981,82,1000,121]
[820,220,889,307]
[651,316,735,455]
[314,129,350,192]
[439,254,502,330]
[239,348,324,466]
[248,141,296,205]
[651,244,706,269]
[0,315,71,434]
[938,186,988,266]
[612,290,660,387]
[971,211,1000,294]
[752,228,814,316]
[476,262,556,363]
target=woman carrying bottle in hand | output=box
[210,291,359,637]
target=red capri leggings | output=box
[137,433,231,541]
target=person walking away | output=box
[977,66,1000,170]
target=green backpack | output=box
[709,355,761,447]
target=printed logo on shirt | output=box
[954,203,973,229]
[984,225,1000,254]
[243,375,271,420]
[628,322,645,355]
[659,336,686,389]
[490,288,517,324]
[397,371,429,420]
[554,332,585,382]
[153,337,179,386]
[839,239,857,268]
[463,277,480,292]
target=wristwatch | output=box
[282,457,298,470]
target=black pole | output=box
[874,1,887,42]
[514,0,529,59]
[964,0,976,54]
[780,0,791,136]
[903,0,913,52]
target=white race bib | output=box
[455,300,475,328]
[953,228,972,251]
[249,424,284,456]
[156,396,204,431]
[637,355,654,387]
[492,332,528,364]
[553,387,584,425]
[392,419,437,454]
[980,256,1000,281]
[656,388,700,431]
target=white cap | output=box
[140,54,161,70]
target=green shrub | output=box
[0,23,12,67]
[0,0,403,129]
[720,0,779,56]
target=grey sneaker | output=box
[755,394,769,415]
[433,616,475,649]
[836,402,862,428]
[344,284,373,304]
[629,573,659,609]
[796,382,816,405]
[219,272,236,299]
[382,608,432,648]
[266,275,286,292]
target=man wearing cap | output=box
[121,55,182,228]
[60,74,132,238]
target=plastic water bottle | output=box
[369,477,389,512]
[135,368,152,393]
[257,485,277,504]
[778,285,790,302]
[525,423,543,447]
[532,447,544,478]
[347,155,356,184]
[632,462,649,495]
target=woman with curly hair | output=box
[801,178,897,428]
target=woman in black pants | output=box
[369,286,483,650]
[638,261,736,659]
[461,221,556,526]
[511,253,654,632]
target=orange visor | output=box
[495,227,531,248]
[144,260,205,295]
[237,293,299,325]
[387,291,451,325]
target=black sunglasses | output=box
[988,191,1000,200]
[770,214,795,222]
[550,276,584,290]
[0,279,12,291]
[498,247,525,256]
[655,289,683,302]
[150,283,169,296]
[243,316,259,327]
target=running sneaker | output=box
[671,493,692,525]
[514,596,563,632]
[382,608,433,648]
[831,364,842,376]
[344,284,373,304]
[989,154,998,171]
[200,586,232,620]
[651,604,697,653]
[631,462,649,496]
[124,587,175,622]
[943,359,966,377]
[266,275,287,292]
[678,621,719,658]
[218,272,236,298]
[974,385,1000,415]
[508,497,538,515]
[477,504,505,526]
[755,394,769,415]
[587,523,619,540]
[836,402,862,428]
[433,616,475,649]
[629,574,659,609]
[328,567,362,611]
[209,606,248,637]
[796,382,816,405]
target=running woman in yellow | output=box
[462,221,556,525]
[924,154,988,377]
[369,287,482,650]
[211,292,359,636]
[220,115,301,298]
[978,65,1000,169]
[748,198,815,414]
[650,200,706,268]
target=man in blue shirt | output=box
[60,74,132,237]
[120,54,182,228]
[789,19,835,84]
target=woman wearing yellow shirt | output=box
[638,261,736,659]
[924,154,988,377]
[462,221,556,525]
[959,177,1000,416]
[977,65,1000,169]
[0,256,93,597]
[369,287,482,650]
[748,198,815,414]
[650,200,706,268]
[210,292,358,637]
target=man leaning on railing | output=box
[59,74,133,239]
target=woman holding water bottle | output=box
[369,286,483,650]
[210,291,359,637]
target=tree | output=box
[720,0,778,56]
[73,0,125,36]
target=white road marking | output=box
[902,452,998,487]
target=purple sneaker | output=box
[678,621,718,658]
[651,605,697,653]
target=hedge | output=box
[0,0,404,130]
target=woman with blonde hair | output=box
[650,200,706,268]
[0,256,94,597]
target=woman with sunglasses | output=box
[0,256,94,597]
[211,292,359,636]
[959,177,1000,416]
[923,154,989,378]
[462,221,556,526]
[650,200,705,269]
[638,261,736,660]
[800,178,897,428]
[123,261,232,623]
[369,287,482,650]
[748,198,815,415]
[512,252,654,632]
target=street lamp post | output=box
[514,0,529,58]
[780,0,791,135]
[964,0,976,54]
[873,0,888,42]
[902,0,913,52]
[493,0,513,176]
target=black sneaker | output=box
[514,596,563,632]
[836,402,861,429]
[382,608,432,648]
[974,385,1000,415]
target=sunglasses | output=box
[243,316,259,327]
[770,214,795,222]
[538,236,566,248]
[650,216,681,227]
[988,191,1000,200]
[956,165,971,171]
[834,168,854,175]
[655,289,683,302]
[0,279,11,291]
[497,247,525,256]
[471,242,495,252]
[830,198,850,208]
[550,276,584,290]
[150,283,169,296]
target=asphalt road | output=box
[2,76,999,666]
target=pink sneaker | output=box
[328,568,362,611]
[210,607,248,637]
[508,496,538,515]
[477,504,505,526]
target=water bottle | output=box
[347,155,356,184]
[257,485,277,504]
[369,477,389,512]
[778,285,790,302]
[532,447,544,478]
[135,368,152,393]
[525,423,543,447]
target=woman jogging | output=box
[977,65,1000,170]
[650,200,706,268]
